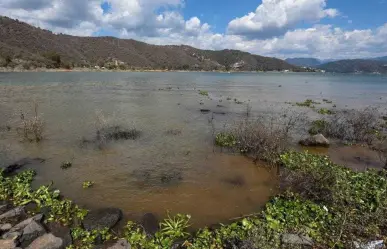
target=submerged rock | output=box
[2,158,45,175]
[107,239,131,249]
[82,208,122,230]
[299,134,330,147]
[26,233,63,249]
[141,213,159,236]
[281,233,313,246]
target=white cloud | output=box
[0,0,386,59]
[227,0,339,38]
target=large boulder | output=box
[0,207,25,222]
[299,134,330,147]
[26,233,63,249]
[19,220,46,247]
[9,214,43,232]
[82,208,122,230]
[141,213,159,236]
[0,239,19,249]
[46,222,72,248]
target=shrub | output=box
[308,119,329,135]
[317,108,335,115]
[17,102,44,142]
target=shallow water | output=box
[0,72,386,227]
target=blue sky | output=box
[0,0,386,59]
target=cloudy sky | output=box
[0,0,386,59]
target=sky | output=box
[0,0,386,60]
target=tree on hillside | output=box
[44,52,61,68]
[5,55,12,66]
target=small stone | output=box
[0,239,19,249]
[82,208,122,230]
[3,158,45,175]
[0,223,13,231]
[2,231,22,240]
[26,233,63,249]
[0,207,25,221]
[107,239,131,249]
[9,214,43,232]
[20,220,46,247]
[281,233,313,246]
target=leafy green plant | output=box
[215,132,236,148]
[68,227,113,249]
[82,181,94,189]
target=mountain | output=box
[0,16,298,72]
[285,58,322,67]
[373,56,387,62]
[318,59,387,74]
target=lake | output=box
[0,71,386,227]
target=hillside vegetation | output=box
[318,59,387,74]
[0,16,298,71]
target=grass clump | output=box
[17,102,44,142]
[68,227,113,249]
[317,108,335,115]
[82,181,94,189]
[198,90,209,96]
[295,99,320,108]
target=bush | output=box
[308,119,329,135]
[198,90,208,96]
[16,102,44,142]
[295,99,320,108]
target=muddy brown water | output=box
[0,72,386,227]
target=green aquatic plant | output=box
[61,161,72,169]
[68,227,113,249]
[322,99,333,104]
[82,181,94,189]
[198,90,209,96]
[295,99,320,108]
[215,132,237,148]
[317,108,335,115]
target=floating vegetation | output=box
[322,99,333,104]
[317,108,335,115]
[198,90,208,96]
[61,161,72,169]
[82,181,94,189]
[295,99,320,108]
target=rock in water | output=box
[3,158,45,175]
[26,233,63,249]
[299,134,330,147]
[82,208,122,230]
[141,213,159,236]
[107,239,131,249]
